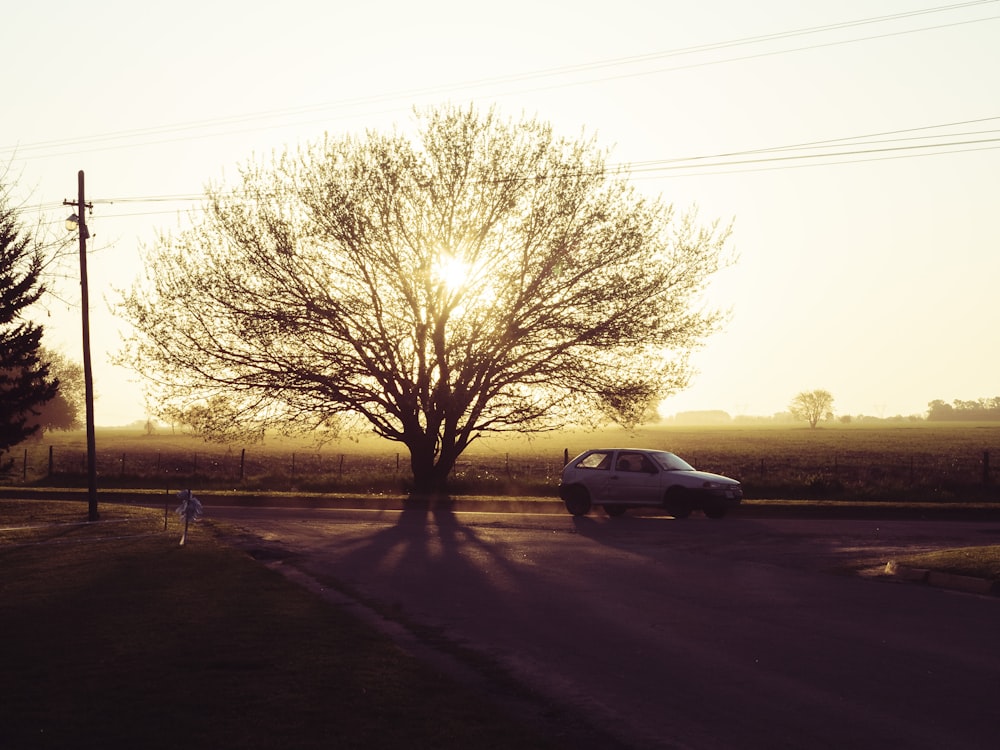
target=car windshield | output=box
[649,451,695,472]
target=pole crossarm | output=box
[61,199,93,210]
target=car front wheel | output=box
[664,488,692,519]
[563,485,592,516]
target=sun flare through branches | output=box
[118,104,733,494]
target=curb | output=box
[926,570,999,596]
[884,561,998,596]
[4,489,1000,520]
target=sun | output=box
[433,254,470,292]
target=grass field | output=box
[9,421,1000,500]
[893,546,1000,581]
[0,501,593,750]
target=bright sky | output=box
[3,0,998,425]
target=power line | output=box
[628,118,1000,169]
[2,2,997,162]
[477,3,1000,105]
[630,135,1000,178]
[26,119,993,222]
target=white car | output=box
[558,448,743,519]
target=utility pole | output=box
[64,171,98,522]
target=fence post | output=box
[563,448,568,466]
[338,454,345,476]
[48,445,54,477]
[240,448,246,481]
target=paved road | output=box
[212,507,1000,750]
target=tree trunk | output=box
[407,437,458,498]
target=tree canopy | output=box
[789,389,834,428]
[118,105,733,493]
[24,348,83,435]
[0,185,57,468]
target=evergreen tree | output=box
[0,188,57,471]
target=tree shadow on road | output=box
[305,494,532,611]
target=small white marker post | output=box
[176,489,203,546]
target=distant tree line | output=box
[927,398,1000,421]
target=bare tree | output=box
[117,105,733,494]
[789,390,834,428]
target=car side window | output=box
[616,453,648,472]
[577,451,612,470]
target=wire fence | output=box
[3,445,566,490]
[3,444,998,498]
[684,448,999,502]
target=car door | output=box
[609,451,662,503]
[570,450,615,501]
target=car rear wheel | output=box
[603,505,628,517]
[664,488,692,519]
[563,485,592,516]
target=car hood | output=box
[677,469,740,485]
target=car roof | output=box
[586,448,665,453]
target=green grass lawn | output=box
[0,501,581,750]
